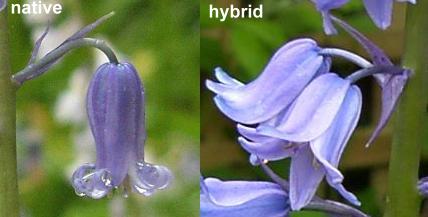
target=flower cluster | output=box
[202,13,410,216]
[312,0,416,34]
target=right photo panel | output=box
[200,0,428,216]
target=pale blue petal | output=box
[206,39,324,124]
[258,73,350,142]
[363,0,393,29]
[289,144,325,210]
[200,178,290,217]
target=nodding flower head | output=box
[206,38,331,125]
[71,62,172,199]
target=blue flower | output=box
[71,62,172,199]
[240,73,362,210]
[206,39,331,124]
[311,0,416,34]
[200,177,290,217]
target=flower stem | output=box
[12,38,118,86]
[383,1,428,217]
[0,11,19,217]
[320,48,373,68]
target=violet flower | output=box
[200,177,290,217]
[206,38,331,124]
[243,73,362,210]
[312,0,416,34]
[71,62,172,199]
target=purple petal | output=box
[258,73,350,142]
[71,164,113,199]
[87,62,144,186]
[201,178,289,217]
[238,136,294,162]
[363,0,393,29]
[206,39,325,124]
[310,86,362,205]
[289,144,325,210]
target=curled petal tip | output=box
[72,164,114,199]
[133,162,172,196]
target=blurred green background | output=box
[200,0,428,216]
[8,0,199,216]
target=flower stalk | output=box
[384,1,428,216]
[12,38,118,86]
[0,11,19,217]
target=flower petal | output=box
[363,0,393,29]
[289,144,325,210]
[310,85,362,205]
[238,136,294,162]
[201,178,289,217]
[258,73,350,142]
[206,39,324,124]
[87,63,144,185]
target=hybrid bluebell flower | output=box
[312,0,416,34]
[206,38,331,124]
[200,177,290,217]
[239,73,362,210]
[71,62,172,199]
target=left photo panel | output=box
[0,0,199,217]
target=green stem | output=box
[383,1,428,217]
[0,11,19,217]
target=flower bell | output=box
[206,38,331,124]
[0,0,6,12]
[71,62,172,199]
[200,177,290,217]
[240,73,362,210]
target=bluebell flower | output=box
[71,62,172,199]
[239,73,362,210]
[312,0,416,34]
[200,177,290,217]
[206,39,331,124]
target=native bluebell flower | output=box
[200,177,290,217]
[312,0,416,34]
[237,73,362,210]
[206,38,331,124]
[71,62,172,199]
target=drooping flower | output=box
[239,73,362,210]
[311,0,416,34]
[206,38,331,124]
[200,177,290,217]
[71,62,172,199]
